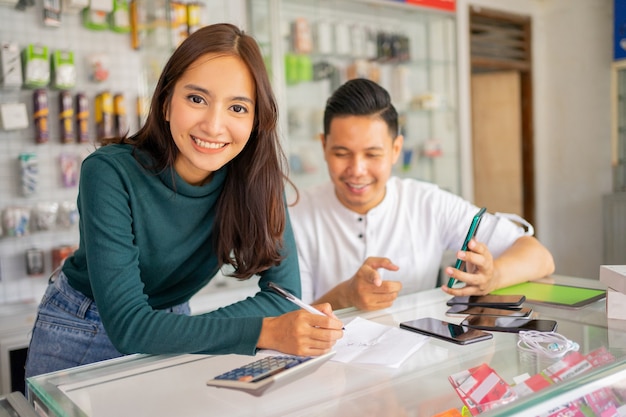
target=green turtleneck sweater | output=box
[63,144,299,356]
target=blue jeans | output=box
[25,272,190,379]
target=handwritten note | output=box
[331,317,429,368]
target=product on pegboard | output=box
[76,92,90,142]
[109,0,131,33]
[0,42,23,89]
[129,0,144,49]
[19,152,38,196]
[291,17,312,54]
[22,44,50,88]
[57,200,79,229]
[43,0,61,26]
[59,152,79,187]
[82,0,113,30]
[32,201,59,232]
[170,1,188,47]
[51,49,77,90]
[52,244,77,270]
[113,93,128,136]
[314,21,333,55]
[136,95,149,128]
[95,91,114,140]
[33,89,49,143]
[62,0,89,14]
[186,2,204,34]
[1,206,31,237]
[59,90,75,143]
[87,53,110,83]
[334,21,351,56]
[26,248,45,276]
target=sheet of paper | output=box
[331,317,429,368]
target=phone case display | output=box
[22,44,50,88]
[450,347,618,416]
[113,93,128,136]
[76,92,90,142]
[247,0,460,194]
[50,49,77,89]
[59,91,75,142]
[613,63,626,192]
[109,0,131,33]
[18,152,38,196]
[486,356,626,417]
[0,42,23,89]
[32,89,49,143]
[95,91,114,139]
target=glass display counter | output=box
[25,275,625,417]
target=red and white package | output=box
[449,363,517,415]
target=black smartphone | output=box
[446,294,526,308]
[447,207,487,288]
[460,315,558,333]
[399,317,493,345]
[445,305,533,318]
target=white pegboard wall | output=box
[0,3,144,303]
[0,0,244,304]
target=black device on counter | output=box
[445,305,533,318]
[399,317,493,345]
[446,294,526,308]
[460,315,557,333]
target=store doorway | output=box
[471,70,523,215]
[469,7,535,226]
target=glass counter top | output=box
[26,275,623,417]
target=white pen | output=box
[268,282,344,329]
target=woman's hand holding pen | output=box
[257,304,344,356]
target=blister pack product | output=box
[26,248,45,276]
[1,42,23,88]
[113,93,128,136]
[95,91,114,139]
[22,44,50,88]
[2,206,31,237]
[448,363,517,415]
[33,89,49,143]
[19,152,38,195]
[57,201,79,229]
[59,153,79,187]
[32,202,59,231]
[76,92,90,142]
[59,91,75,143]
[51,50,76,89]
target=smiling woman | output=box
[166,54,256,185]
[24,23,345,381]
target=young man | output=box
[289,78,555,311]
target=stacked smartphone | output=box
[399,294,557,345]
[446,294,557,333]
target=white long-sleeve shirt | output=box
[289,177,528,303]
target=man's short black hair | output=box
[323,78,398,138]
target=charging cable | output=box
[517,330,579,359]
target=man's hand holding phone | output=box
[443,207,502,296]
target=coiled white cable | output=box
[517,330,579,359]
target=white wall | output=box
[456,0,614,279]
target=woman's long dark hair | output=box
[103,23,288,278]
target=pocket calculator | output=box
[206,351,335,396]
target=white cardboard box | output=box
[608,317,626,348]
[606,288,626,320]
[600,266,626,320]
[599,265,626,293]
